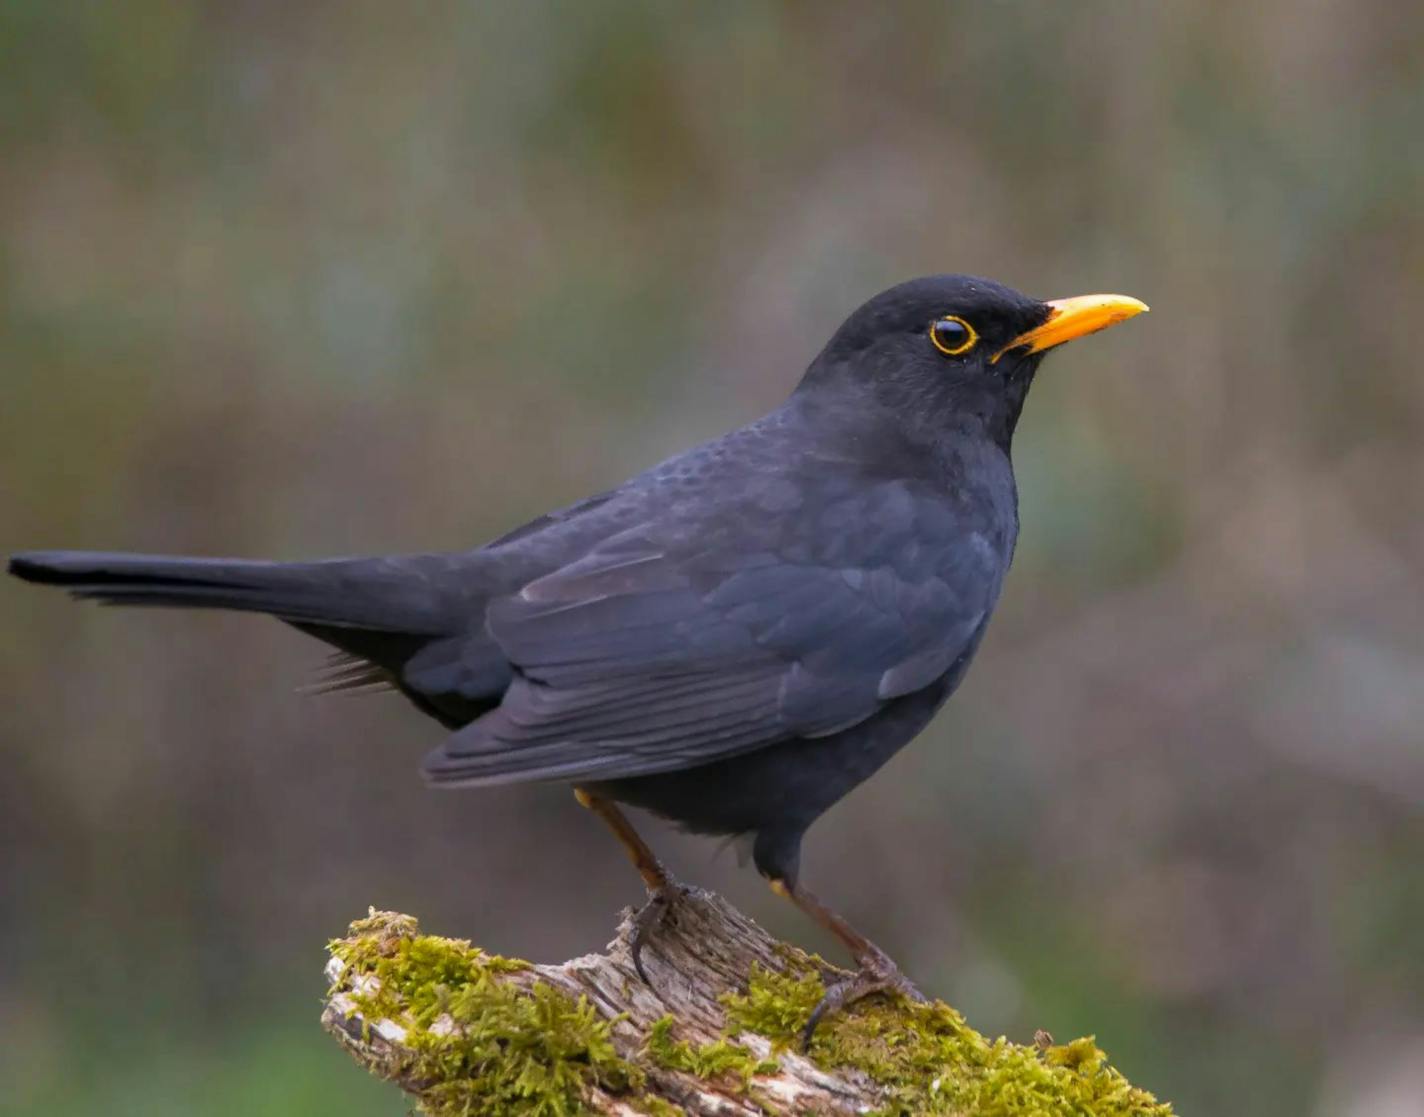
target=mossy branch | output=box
[321,890,1174,1116]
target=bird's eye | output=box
[929,315,978,357]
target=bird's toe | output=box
[628,878,689,986]
[801,950,923,1050]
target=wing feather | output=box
[424,479,1004,787]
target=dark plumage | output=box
[8,273,1146,1039]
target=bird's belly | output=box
[585,674,955,839]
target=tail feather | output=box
[8,550,456,634]
[298,651,398,696]
[9,549,509,728]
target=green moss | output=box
[327,911,640,1117]
[644,1015,778,1085]
[721,964,1174,1117]
[720,960,828,1037]
[329,911,1173,1116]
[631,1094,686,1117]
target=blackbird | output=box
[9,274,1146,1042]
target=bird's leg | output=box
[769,878,927,1049]
[574,789,684,983]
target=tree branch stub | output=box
[321,890,1173,1116]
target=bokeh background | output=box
[3,3,1422,1114]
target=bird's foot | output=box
[628,878,689,985]
[802,945,926,1050]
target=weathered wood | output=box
[321,890,1173,1116]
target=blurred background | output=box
[2,3,1422,1114]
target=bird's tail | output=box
[7,550,454,634]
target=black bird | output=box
[8,274,1146,1042]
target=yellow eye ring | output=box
[930,315,978,357]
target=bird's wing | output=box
[422,480,1003,786]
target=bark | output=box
[320,888,1173,1116]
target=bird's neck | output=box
[789,366,1026,467]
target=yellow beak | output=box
[992,293,1149,363]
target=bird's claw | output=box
[629,879,687,985]
[801,947,925,1051]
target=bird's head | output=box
[801,274,1148,448]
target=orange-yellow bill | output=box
[993,293,1148,362]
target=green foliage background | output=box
[2,3,1421,1114]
